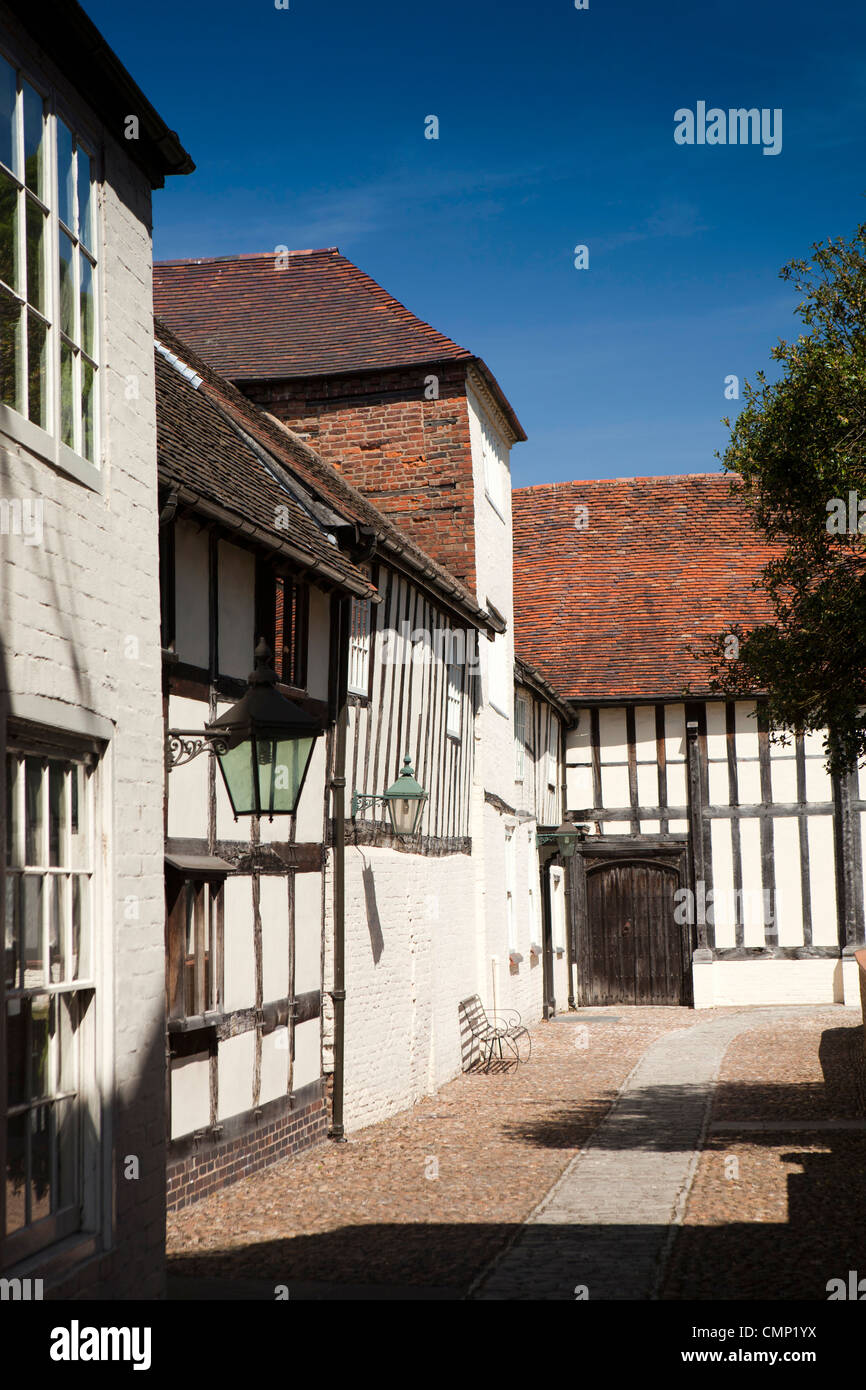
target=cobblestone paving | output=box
[660,1008,866,1301]
[167,1007,704,1297]
[471,1006,861,1301]
[167,1004,863,1300]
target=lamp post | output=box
[352,754,428,840]
[165,640,321,821]
[536,820,584,859]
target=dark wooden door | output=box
[580,850,690,1006]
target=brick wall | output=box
[242,363,479,592]
[166,1097,328,1211]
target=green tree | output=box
[705,222,866,775]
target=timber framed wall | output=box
[342,560,477,855]
[566,698,865,1007]
[323,558,483,1130]
[163,516,332,1204]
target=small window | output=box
[348,571,372,697]
[274,575,308,689]
[515,694,527,780]
[446,662,462,738]
[480,414,505,514]
[547,714,559,789]
[166,876,222,1021]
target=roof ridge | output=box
[155,248,339,266]
[513,472,732,492]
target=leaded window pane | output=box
[0,58,16,175]
[81,357,95,461]
[6,999,25,1107]
[22,876,43,987]
[77,148,92,251]
[79,253,94,355]
[57,120,74,230]
[48,761,65,866]
[48,875,65,982]
[30,994,53,1100]
[0,287,21,411]
[71,874,87,979]
[58,230,74,340]
[21,81,44,198]
[60,340,74,448]
[0,167,18,291]
[5,1112,26,1233]
[26,309,47,429]
[25,196,45,311]
[25,757,43,864]
[29,1106,51,1222]
[4,876,18,989]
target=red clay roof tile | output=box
[512,475,781,702]
[153,249,473,379]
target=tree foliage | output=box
[705,222,866,775]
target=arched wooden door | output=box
[575,843,692,1006]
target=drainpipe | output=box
[329,595,349,1142]
[539,849,556,1019]
[561,717,576,1009]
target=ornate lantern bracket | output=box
[165,731,229,770]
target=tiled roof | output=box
[153,249,472,379]
[512,475,780,701]
[153,249,526,441]
[156,346,374,599]
[154,319,501,636]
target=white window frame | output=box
[0,45,102,493]
[480,413,506,519]
[487,632,509,718]
[546,714,559,789]
[515,694,527,781]
[3,733,102,1268]
[446,661,462,739]
[347,571,372,697]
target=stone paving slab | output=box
[471,1007,825,1301]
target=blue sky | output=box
[85,0,866,488]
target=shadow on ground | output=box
[502,1027,865,1151]
[167,1164,866,1300]
[167,1023,866,1300]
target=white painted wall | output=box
[217,541,255,679]
[170,1055,210,1139]
[174,520,210,669]
[306,585,330,701]
[0,18,168,1289]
